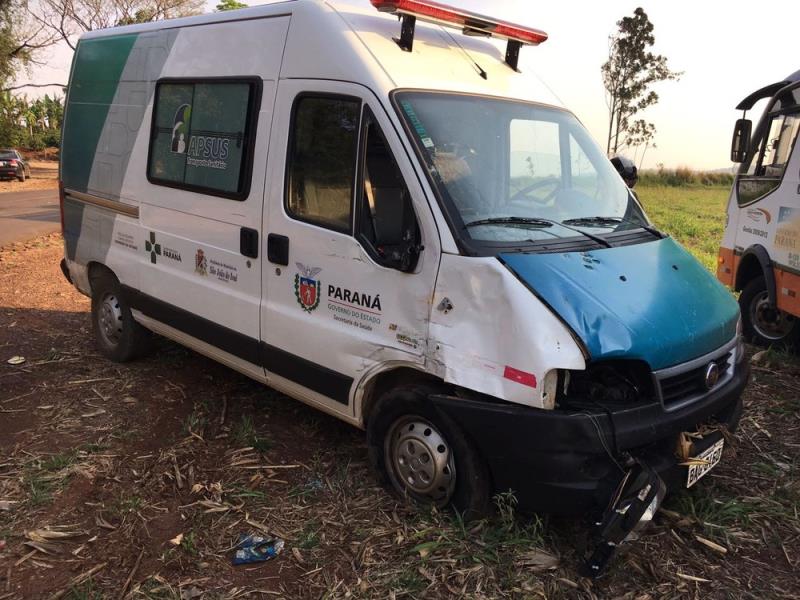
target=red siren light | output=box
[370,0,548,70]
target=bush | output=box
[638,166,734,187]
[42,130,61,148]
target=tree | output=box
[0,1,59,87]
[28,0,205,50]
[216,0,247,11]
[601,8,680,158]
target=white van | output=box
[720,70,800,348]
[59,0,748,561]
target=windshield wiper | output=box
[464,216,612,248]
[562,216,664,238]
[464,216,554,229]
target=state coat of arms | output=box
[294,263,322,313]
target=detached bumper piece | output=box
[580,460,666,578]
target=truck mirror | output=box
[610,156,638,189]
[731,119,752,163]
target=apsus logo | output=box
[171,104,191,154]
[188,136,230,161]
[295,263,322,313]
[169,102,233,168]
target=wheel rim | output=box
[384,415,456,506]
[751,290,796,341]
[98,292,123,347]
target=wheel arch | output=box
[735,245,776,305]
[356,365,446,428]
[87,261,118,293]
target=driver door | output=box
[260,80,440,417]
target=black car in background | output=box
[0,149,31,181]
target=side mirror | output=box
[379,227,422,273]
[611,156,638,189]
[731,119,752,163]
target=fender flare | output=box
[737,245,777,306]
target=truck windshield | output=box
[394,92,649,251]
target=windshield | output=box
[394,92,649,250]
[0,151,16,159]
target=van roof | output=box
[80,0,562,108]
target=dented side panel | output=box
[429,254,585,408]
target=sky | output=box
[15,0,800,170]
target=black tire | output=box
[90,271,151,362]
[740,276,800,349]
[16,171,24,182]
[367,385,491,521]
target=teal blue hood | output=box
[500,238,739,370]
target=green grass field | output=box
[636,184,730,272]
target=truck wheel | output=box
[740,276,799,348]
[367,386,491,521]
[90,272,151,362]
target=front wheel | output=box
[90,272,151,362]
[367,386,491,521]
[740,276,799,348]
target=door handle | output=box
[267,233,289,266]
[240,227,259,259]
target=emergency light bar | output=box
[370,0,548,71]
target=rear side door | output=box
[136,78,268,375]
[260,80,440,417]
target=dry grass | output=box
[0,236,798,598]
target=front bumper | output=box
[431,363,749,515]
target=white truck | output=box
[720,70,800,348]
[58,0,748,572]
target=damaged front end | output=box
[430,340,748,575]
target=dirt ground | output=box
[0,235,798,599]
[0,162,58,194]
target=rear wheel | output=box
[16,170,24,182]
[740,276,799,348]
[367,386,491,521]
[90,272,151,362]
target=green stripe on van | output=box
[61,34,139,193]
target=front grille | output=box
[659,352,732,408]
[654,340,737,411]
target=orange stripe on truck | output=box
[716,247,736,286]
[776,267,800,316]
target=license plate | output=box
[686,438,724,488]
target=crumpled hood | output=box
[500,238,739,370]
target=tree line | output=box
[0,92,62,149]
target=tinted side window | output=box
[286,96,361,233]
[148,80,258,199]
[357,110,421,272]
[738,112,800,205]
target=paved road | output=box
[0,189,60,247]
